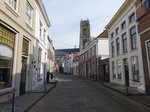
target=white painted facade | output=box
[106,1,145,93]
[64,54,74,74]
[47,37,55,73]
[32,0,51,91]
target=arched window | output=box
[0,25,15,89]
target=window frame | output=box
[122,33,128,54]
[25,1,33,26]
[111,41,115,57]
[116,38,120,56]
[117,60,122,79]
[121,21,126,30]
[131,56,140,82]
[129,13,136,24]
[130,26,137,50]
[5,0,17,10]
[145,40,150,77]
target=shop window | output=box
[0,25,15,90]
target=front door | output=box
[124,59,129,87]
[20,57,27,95]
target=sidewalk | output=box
[77,76,150,109]
[0,83,57,112]
[102,82,150,108]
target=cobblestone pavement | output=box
[28,74,150,112]
[0,84,56,112]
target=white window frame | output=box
[25,1,33,26]
[145,39,150,77]
[5,0,18,11]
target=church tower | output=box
[79,19,91,51]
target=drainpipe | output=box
[96,39,99,80]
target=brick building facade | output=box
[136,0,150,94]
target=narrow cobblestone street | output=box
[28,74,150,112]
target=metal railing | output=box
[0,88,16,112]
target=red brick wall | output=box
[136,0,150,94]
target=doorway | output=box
[124,59,129,87]
[20,57,27,95]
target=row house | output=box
[73,54,79,75]
[0,0,52,102]
[78,34,109,80]
[64,53,74,74]
[106,0,145,93]
[47,37,55,73]
[0,0,36,100]
[136,0,150,94]
[32,0,51,91]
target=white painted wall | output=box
[108,5,145,93]
[32,0,50,91]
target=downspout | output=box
[96,39,99,80]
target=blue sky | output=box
[42,0,125,49]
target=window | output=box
[129,13,136,23]
[22,38,29,56]
[117,60,122,79]
[147,41,150,60]
[39,21,43,38]
[111,32,114,39]
[130,26,137,50]
[43,29,46,43]
[143,0,150,11]
[92,47,95,56]
[88,50,90,58]
[122,33,128,53]
[0,26,15,49]
[115,28,119,35]
[0,25,15,90]
[111,42,115,57]
[83,28,86,35]
[131,56,139,82]
[83,39,87,46]
[26,2,33,25]
[112,61,116,78]
[116,38,120,55]
[6,0,17,10]
[37,48,42,79]
[121,21,126,30]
